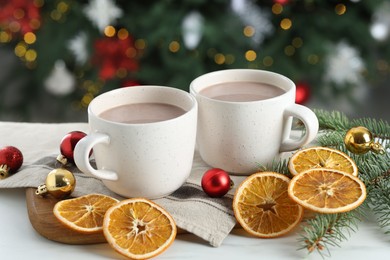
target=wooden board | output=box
[26,188,107,244]
[25,188,194,244]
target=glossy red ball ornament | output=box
[60,131,87,163]
[0,146,23,179]
[201,168,232,197]
[295,82,311,104]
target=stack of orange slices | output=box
[287,147,366,214]
[233,146,367,238]
[53,194,177,259]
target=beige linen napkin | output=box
[0,122,243,247]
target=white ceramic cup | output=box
[190,69,318,175]
[74,86,198,199]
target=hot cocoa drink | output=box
[199,81,284,102]
[99,103,186,124]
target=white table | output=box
[1,188,390,260]
[1,122,389,259]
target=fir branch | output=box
[353,151,390,185]
[370,187,390,234]
[256,110,390,257]
[298,110,390,257]
[299,210,363,258]
[350,118,390,140]
[356,152,390,233]
[314,109,350,131]
[315,109,390,141]
[257,159,290,177]
[367,168,390,187]
[316,130,346,148]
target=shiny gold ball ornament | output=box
[344,126,385,155]
[35,168,76,199]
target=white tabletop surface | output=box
[0,122,389,259]
[1,188,390,260]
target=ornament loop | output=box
[370,142,385,155]
[0,164,10,179]
[35,184,48,196]
[56,154,68,166]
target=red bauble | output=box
[0,146,23,178]
[60,131,87,163]
[0,0,41,35]
[295,82,311,104]
[121,79,140,88]
[201,168,232,197]
[273,0,290,5]
[93,37,139,80]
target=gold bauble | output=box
[344,126,384,155]
[35,168,76,199]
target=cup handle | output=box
[74,132,119,181]
[279,104,319,152]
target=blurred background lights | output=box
[263,56,273,66]
[245,50,257,61]
[292,37,303,48]
[117,28,129,40]
[370,22,388,41]
[280,18,292,30]
[135,39,146,50]
[104,25,116,37]
[335,4,347,15]
[24,32,36,44]
[214,53,225,64]
[243,25,255,37]
[272,4,283,15]
[169,41,180,52]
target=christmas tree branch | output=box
[262,110,390,257]
[313,109,350,131]
[356,152,390,233]
[298,209,364,257]
[350,118,390,140]
[295,110,390,257]
[257,158,290,177]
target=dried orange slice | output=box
[103,198,177,260]
[233,172,304,238]
[288,146,358,176]
[53,193,119,233]
[288,168,366,214]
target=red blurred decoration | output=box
[201,168,232,197]
[273,0,290,5]
[60,131,88,163]
[295,82,311,104]
[0,0,41,35]
[93,37,139,80]
[0,146,23,178]
[121,79,140,87]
